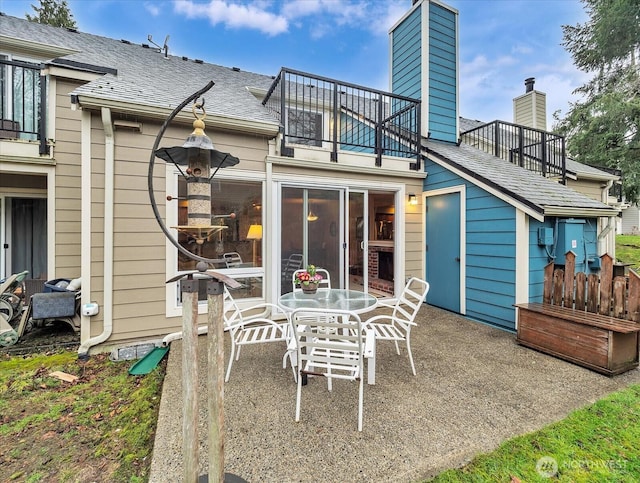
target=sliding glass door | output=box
[279,185,397,297]
[280,187,341,294]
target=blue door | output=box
[425,192,460,312]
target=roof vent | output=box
[182,56,188,61]
[66,27,78,33]
[194,59,203,64]
[232,67,240,72]
[525,77,535,93]
[121,39,131,45]
[142,43,150,49]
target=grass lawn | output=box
[427,384,640,482]
[616,235,640,272]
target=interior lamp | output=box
[246,224,262,266]
[307,210,318,222]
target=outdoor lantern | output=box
[408,193,418,205]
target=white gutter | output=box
[78,107,115,356]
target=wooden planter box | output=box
[516,303,640,376]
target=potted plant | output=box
[294,265,323,294]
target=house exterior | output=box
[1,0,625,353]
[0,13,425,354]
[390,0,620,331]
[621,205,640,235]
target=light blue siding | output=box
[425,157,517,330]
[391,6,422,100]
[528,217,600,301]
[428,2,457,143]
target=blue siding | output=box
[391,6,421,100]
[428,2,457,143]
[425,157,517,331]
[528,217,600,301]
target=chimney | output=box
[513,77,546,130]
[525,77,535,93]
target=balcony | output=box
[263,68,422,170]
[0,58,48,154]
[461,120,566,184]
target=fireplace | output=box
[378,251,393,282]
[367,242,394,295]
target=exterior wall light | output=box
[408,193,418,205]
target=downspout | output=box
[78,107,115,356]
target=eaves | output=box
[71,94,280,137]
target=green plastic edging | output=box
[128,346,170,375]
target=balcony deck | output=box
[263,68,422,171]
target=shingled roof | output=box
[0,13,279,127]
[424,139,618,219]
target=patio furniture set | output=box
[223,272,430,431]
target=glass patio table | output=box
[278,288,378,384]
[278,288,378,314]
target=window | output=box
[0,55,41,141]
[175,178,263,300]
[287,109,322,147]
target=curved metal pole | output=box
[147,81,221,265]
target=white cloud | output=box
[144,2,161,16]
[173,0,288,36]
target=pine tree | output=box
[554,0,640,203]
[26,0,77,29]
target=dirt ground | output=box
[1,324,162,482]
[1,322,80,356]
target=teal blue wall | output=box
[528,217,600,301]
[391,5,422,99]
[428,2,457,143]
[425,158,517,331]
[391,2,458,143]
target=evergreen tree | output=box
[554,0,640,203]
[26,0,77,29]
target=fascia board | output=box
[543,206,620,217]
[72,95,280,136]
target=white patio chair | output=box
[281,254,304,286]
[291,268,331,292]
[224,287,289,382]
[363,277,429,376]
[223,252,243,268]
[291,308,368,431]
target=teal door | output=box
[425,192,460,312]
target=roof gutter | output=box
[78,107,115,357]
[71,94,280,136]
[542,206,620,218]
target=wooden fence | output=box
[543,252,639,322]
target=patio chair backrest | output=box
[282,253,303,275]
[392,277,429,329]
[291,268,331,292]
[223,252,243,268]
[223,287,243,329]
[291,308,366,430]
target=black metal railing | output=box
[461,120,566,183]
[0,58,48,153]
[263,68,421,170]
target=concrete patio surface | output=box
[148,304,640,482]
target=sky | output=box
[1,0,590,128]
